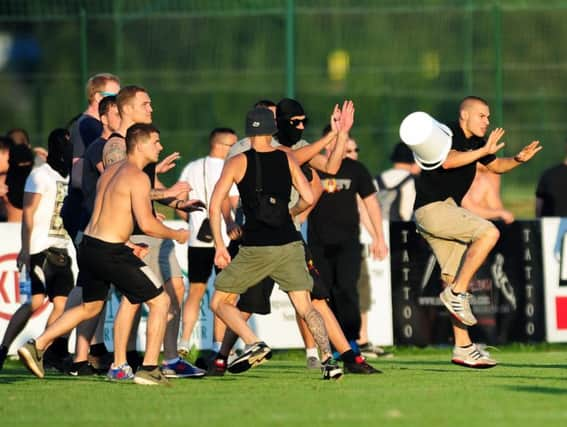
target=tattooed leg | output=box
[304,308,332,358]
[288,290,332,359]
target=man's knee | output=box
[210,292,236,313]
[146,291,170,313]
[83,301,104,318]
[479,225,500,245]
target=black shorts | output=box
[235,239,327,314]
[30,247,74,301]
[188,246,219,283]
[78,235,164,304]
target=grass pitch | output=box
[1,345,566,427]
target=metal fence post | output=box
[79,8,88,98]
[285,0,295,98]
[493,1,503,125]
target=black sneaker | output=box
[344,356,382,374]
[17,339,45,378]
[321,357,343,380]
[227,342,272,374]
[67,361,98,376]
[207,357,227,377]
[0,345,8,371]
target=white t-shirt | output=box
[178,156,238,247]
[24,163,70,254]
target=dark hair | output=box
[98,95,118,117]
[126,123,159,154]
[0,136,13,152]
[209,127,236,144]
[6,128,30,146]
[459,95,489,113]
[390,142,415,164]
[254,99,276,109]
[117,85,147,116]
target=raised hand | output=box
[156,151,181,174]
[330,104,341,133]
[485,128,506,155]
[514,140,542,163]
[338,100,355,133]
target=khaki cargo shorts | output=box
[414,198,496,281]
[215,240,313,295]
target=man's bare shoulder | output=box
[103,137,127,166]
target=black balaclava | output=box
[276,98,306,147]
[47,128,71,178]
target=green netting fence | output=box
[1,0,566,209]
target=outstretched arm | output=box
[485,140,542,174]
[131,175,188,243]
[442,128,505,169]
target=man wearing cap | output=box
[209,107,343,380]
[413,96,541,368]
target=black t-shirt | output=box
[414,122,496,210]
[82,136,106,216]
[536,163,567,216]
[237,149,298,246]
[308,158,376,246]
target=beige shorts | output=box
[414,198,496,281]
[215,240,313,295]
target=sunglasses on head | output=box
[289,118,309,127]
[98,91,117,97]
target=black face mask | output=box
[276,98,306,147]
[47,128,71,178]
[47,153,69,178]
[277,119,304,147]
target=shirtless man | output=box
[17,123,188,386]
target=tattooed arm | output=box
[102,136,127,168]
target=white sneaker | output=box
[452,344,497,369]
[440,286,477,326]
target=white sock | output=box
[212,341,221,352]
[306,347,319,360]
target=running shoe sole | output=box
[451,358,497,369]
[18,345,44,379]
[228,346,272,374]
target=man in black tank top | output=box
[208,108,342,380]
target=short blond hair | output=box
[86,73,120,103]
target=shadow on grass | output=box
[499,362,567,369]
[500,385,567,395]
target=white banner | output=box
[1,220,394,355]
[541,217,567,342]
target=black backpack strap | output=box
[254,149,263,195]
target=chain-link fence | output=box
[1,0,565,208]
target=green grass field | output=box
[2,345,567,427]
